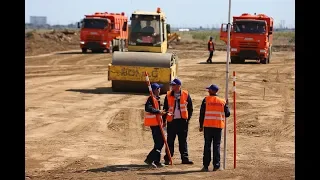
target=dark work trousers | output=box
[203,127,222,168]
[207,51,213,63]
[164,118,189,162]
[146,126,164,163]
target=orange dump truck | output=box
[77,12,128,53]
[220,13,274,64]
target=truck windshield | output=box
[129,16,161,46]
[233,21,266,34]
[82,19,108,29]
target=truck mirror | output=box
[269,27,273,31]
[77,22,80,28]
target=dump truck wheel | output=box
[113,46,119,52]
[231,56,240,64]
[92,49,104,53]
[261,58,267,64]
[82,48,87,53]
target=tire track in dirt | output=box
[26,91,141,170]
[26,50,295,179]
[75,53,111,66]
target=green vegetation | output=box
[174,30,295,45]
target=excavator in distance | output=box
[107,7,178,94]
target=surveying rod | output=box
[144,72,173,165]
[223,0,232,170]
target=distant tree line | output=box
[25,23,294,32]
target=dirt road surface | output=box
[25,48,295,180]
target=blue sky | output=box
[25,0,295,28]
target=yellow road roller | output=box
[107,7,178,94]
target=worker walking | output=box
[144,83,167,168]
[163,78,194,165]
[207,36,215,63]
[199,84,231,172]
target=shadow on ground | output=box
[197,61,259,64]
[138,169,203,175]
[56,51,106,55]
[85,164,152,172]
[197,62,229,64]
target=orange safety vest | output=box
[203,96,226,129]
[208,41,214,51]
[144,96,160,126]
[166,90,189,122]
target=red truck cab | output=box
[220,13,274,64]
[77,12,128,53]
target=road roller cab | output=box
[108,7,178,94]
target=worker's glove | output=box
[159,110,167,115]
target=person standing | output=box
[199,84,231,171]
[207,36,215,63]
[144,83,167,168]
[163,78,194,165]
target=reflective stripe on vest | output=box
[166,90,189,122]
[203,96,226,128]
[144,96,160,126]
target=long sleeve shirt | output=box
[145,95,161,114]
[199,94,231,128]
[145,95,165,124]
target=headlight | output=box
[102,42,107,45]
[80,41,85,44]
[260,49,266,53]
[231,48,237,52]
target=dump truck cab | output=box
[108,8,178,94]
[77,12,128,53]
[220,13,274,64]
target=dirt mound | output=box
[25,29,294,57]
[25,30,80,56]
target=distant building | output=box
[30,16,47,26]
[178,29,190,32]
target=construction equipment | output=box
[168,32,181,44]
[219,13,274,64]
[167,24,181,46]
[77,12,129,53]
[108,7,178,93]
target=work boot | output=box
[201,166,209,172]
[154,162,166,167]
[182,160,194,164]
[164,160,170,165]
[213,167,223,171]
[144,159,157,168]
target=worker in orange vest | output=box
[199,84,230,172]
[144,83,167,168]
[207,36,215,63]
[163,78,194,165]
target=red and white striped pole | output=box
[233,71,237,169]
[144,71,173,165]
